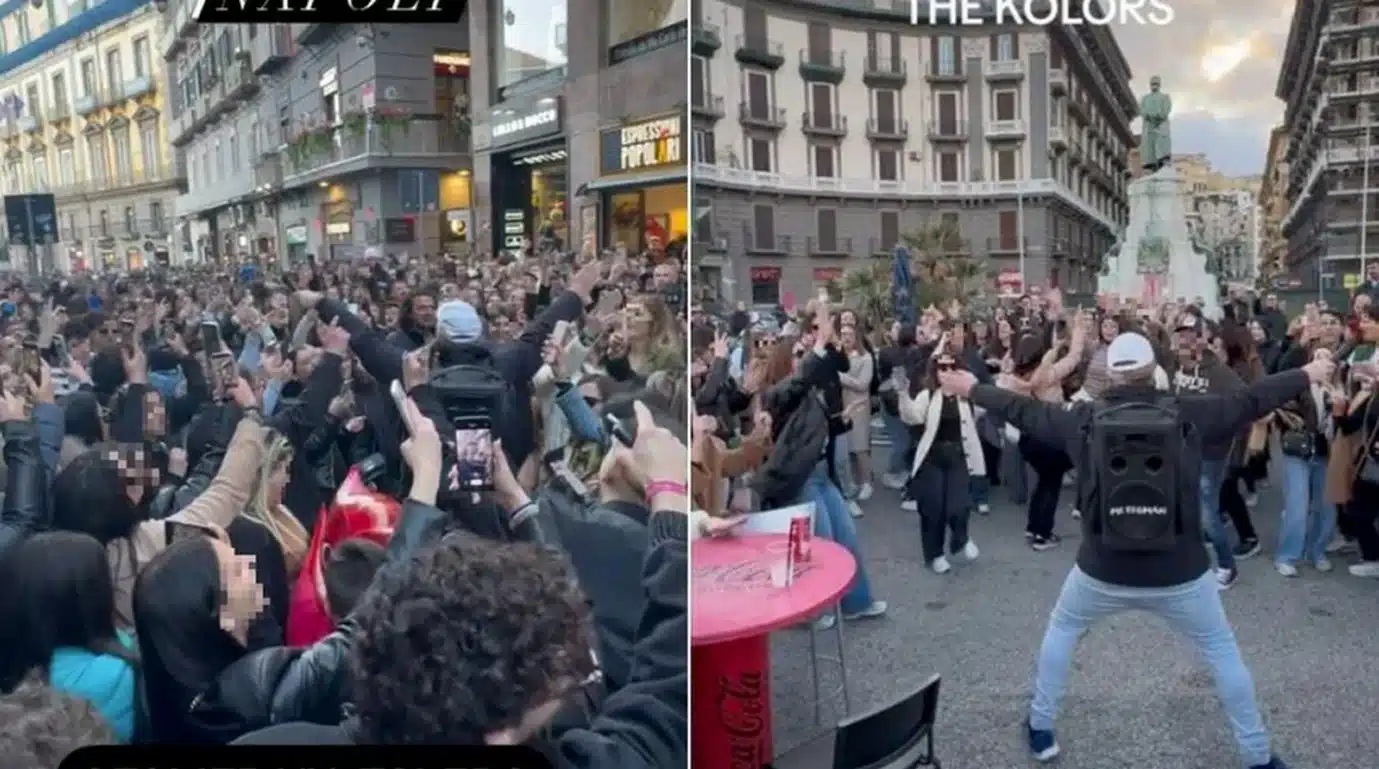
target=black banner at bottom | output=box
[61,745,552,769]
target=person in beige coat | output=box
[839,325,875,501]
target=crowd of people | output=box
[691,279,1379,769]
[0,241,689,767]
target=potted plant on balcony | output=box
[343,108,369,139]
[372,104,413,148]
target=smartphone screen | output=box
[200,321,221,356]
[210,351,236,401]
[451,418,494,491]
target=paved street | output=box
[769,475,1379,767]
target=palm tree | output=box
[838,222,989,329]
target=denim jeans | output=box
[833,433,857,500]
[881,410,912,476]
[1278,454,1336,566]
[969,474,990,506]
[1030,567,1271,767]
[1200,459,1235,571]
[799,463,875,614]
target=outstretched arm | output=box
[966,384,1085,454]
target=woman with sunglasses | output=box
[896,335,987,574]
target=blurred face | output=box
[412,296,437,329]
[1174,330,1200,361]
[997,319,1013,339]
[1248,320,1265,343]
[936,354,957,373]
[625,302,653,338]
[142,390,167,436]
[1264,294,1278,309]
[490,314,513,340]
[889,321,901,343]
[440,283,460,301]
[653,263,676,289]
[265,457,291,508]
[1100,318,1118,342]
[841,326,858,350]
[1361,311,1379,342]
[384,306,400,328]
[211,538,266,645]
[1320,313,1344,345]
[839,310,857,329]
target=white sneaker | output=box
[976,503,990,515]
[882,473,906,490]
[848,500,865,518]
[857,482,874,502]
[1275,562,1299,578]
[1245,493,1259,508]
[931,556,952,574]
[959,540,979,561]
[1070,508,1082,520]
[901,499,918,512]
[1348,561,1379,578]
[1327,538,1358,555]
[1315,557,1334,573]
[844,600,888,621]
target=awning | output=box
[580,166,686,195]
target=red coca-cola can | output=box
[788,515,811,564]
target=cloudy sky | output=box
[1109,0,1296,177]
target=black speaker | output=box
[1092,401,1182,552]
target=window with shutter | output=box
[876,149,899,181]
[874,89,897,131]
[753,204,774,250]
[747,71,771,118]
[749,137,772,171]
[813,144,836,177]
[744,6,767,44]
[808,22,830,64]
[880,211,899,251]
[936,37,956,75]
[998,211,1017,249]
[691,56,706,107]
[938,92,957,133]
[817,209,837,252]
[939,151,959,182]
[994,90,1016,120]
[811,83,833,125]
[997,149,1016,180]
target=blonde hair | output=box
[245,431,310,575]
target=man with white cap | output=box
[937,331,1334,769]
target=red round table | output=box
[691,534,857,769]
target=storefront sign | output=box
[488,96,563,151]
[601,115,685,175]
[325,222,351,236]
[750,266,781,282]
[997,269,1024,297]
[813,267,843,282]
[502,209,527,249]
[384,218,416,244]
[285,225,308,245]
[609,21,687,65]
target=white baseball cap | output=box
[1106,332,1155,372]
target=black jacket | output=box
[233,512,689,769]
[756,350,837,507]
[177,497,449,742]
[0,420,49,563]
[316,291,583,474]
[694,357,752,439]
[968,369,1311,587]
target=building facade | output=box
[1187,189,1261,287]
[467,0,688,259]
[161,12,475,264]
[1258,125,1289,284]
[0,0,183,272]
[690,0,1135,304]
[1277,0,1379,292]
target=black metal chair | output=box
[769,674,942,769]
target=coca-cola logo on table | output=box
[718,671,767,769]
[693,560,819,593]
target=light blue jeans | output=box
[833,432,857,500]
[881,410,911,476]
[1031,567,1271,767]
[1200,459,1235,570]
[798,463,876,615]
[1277,454,1336,566]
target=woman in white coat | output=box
[897,339,987,573]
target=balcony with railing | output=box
[985,59,1025,80]
[252,153,282,190]
[74,88,104,116]
[986,119,1027,138]
[49,101,71,122]
[866,118,908,140]
[985,237,1029,254]
[863,54,906,86]
[18,108,42,133]
[926,62,965,83]
[738,102,787,129]
[224,60,259,103]
[159,0,197,60]
[692,93,725,119]
[927,119,968,140]
[734,35,785,69]
[1049,125,1068,148]
[799,49,845,84]
[692,20,721,54]
[281,116,470,184]
[806,236,853,256]
[802,112,847,137]
[122,75,156,101]
[1049,67,1066,94]
[294,23,332,46]
[254,24,296,74]
[741,230,793,254]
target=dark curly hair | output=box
[348,532,596,744]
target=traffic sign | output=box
[4,193,58,246]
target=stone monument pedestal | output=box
[1099,167,1220,315]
